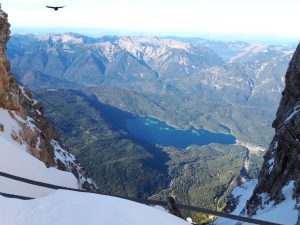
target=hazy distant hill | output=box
[8,34,222,87]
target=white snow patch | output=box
[11,111,26,123]
[35,137,41,151]
[0,190,189,225]
[35,109,42,115]
[50,139,95,188]
[154,205,169,213]
[213,84,222,90]
[169,178,175,188]
[215,180,298,225]
[267,158,274,174]
[283,50,294,55]
[231,180,258,215]
[230,44,268,62]
[285,101,300,123]
[185,67,189,74]
[0,136,79,198]
[244,158,250,171]
[51,140,76,163]
[11,111,40,132]
[20,86,31,101]
[256,62,269,75]
[32,99,39,105]
[246,44,268,53]
[253,181,298,225]
[178,57,188,66]
[61,34,83,44]
[26,117,39,132]
[0,109,23,147]
[37,34,83,44]
[215,179,257,225]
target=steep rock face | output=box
[244,43,300,217]
[0,11,19,111]
[0,10,96,191]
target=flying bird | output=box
[46,6,65,11]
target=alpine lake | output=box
[126,117,236,149]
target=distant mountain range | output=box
[8,33,294,106]
[7,33,295,145]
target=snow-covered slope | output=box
[0,109,79,198]
[251,181,298,224]
[215,180,298,225]
[0,190,189,225]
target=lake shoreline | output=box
[126,116,237,149]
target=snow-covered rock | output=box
[215,180,298,225]
[0,134,78,198]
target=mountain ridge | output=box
[7,32,294,148]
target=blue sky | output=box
[2,0,300,40]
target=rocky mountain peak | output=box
[37,33,84,44]
[117,36,191,52]
[244,42,300,219]
[0,9,96,191]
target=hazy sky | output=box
[2,0,300,39]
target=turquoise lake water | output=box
[126,117,236,148]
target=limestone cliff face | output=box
[244,43,300,216]
[0,11,19,111]
[0,10,96,191]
